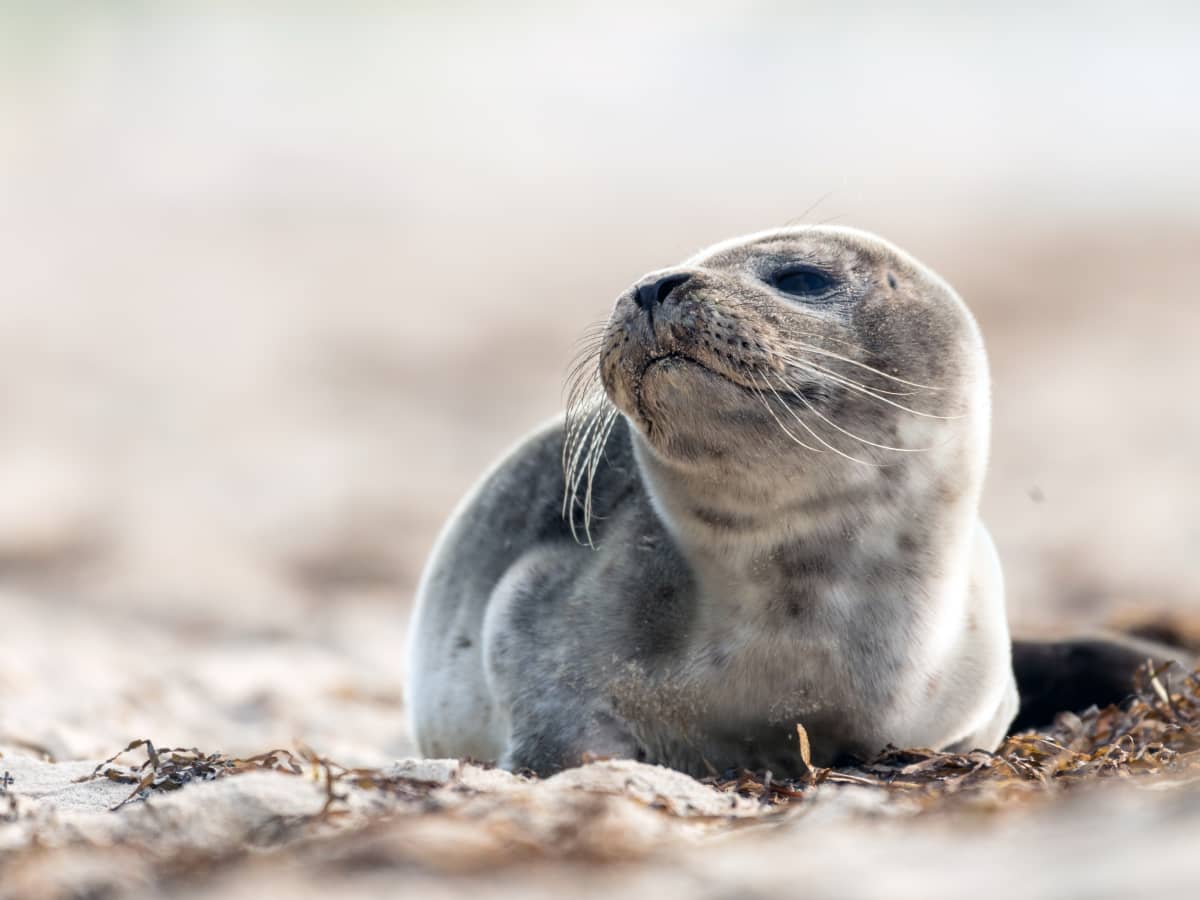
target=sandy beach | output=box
[3,4,1200,897]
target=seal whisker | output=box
[563,354,621,544]
[775,329,873,355]
[564,348,606,397]
[564,344,607,376]
[760,373,887,468]
[562,393,599,475]
[565,348,605,380]
[572,317,611,343]
[778,354,923,396]
[563,403,606,537]
[771,372,933,454]
[749,375,823,454]
[569,328,608,350]
[563,344,607,452]
[778,341,942,391]
[781,191,835,229]
[563,320,611,382]
[564,394,607,495]
[784,358,963,420]
[580,407,620,546]
[563,338,608,482]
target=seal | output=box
[405,225,1171,777]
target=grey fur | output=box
[406,226,1017,777]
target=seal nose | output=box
[634,273,690,310]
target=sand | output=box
[4,716,1200,899]
[4,568,1200,898]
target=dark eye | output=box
[772,267,835,297]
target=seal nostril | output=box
[656,274,689,304]
[635,273,691,310]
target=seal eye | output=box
[772,267,835,298]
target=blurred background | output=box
[1,1,1198,761]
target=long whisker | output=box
[770,372,932,454]
[774,329,872,355]
[564,413,604,539]
[749,375,822,453]
[562,321,621,546]
[572,318,610,342]
[778,342,941,391]
[785,359,963,420]
[781,191,835,229]
[563,321,611,380]
[778,354,924,397]
[580,408,619,546]
[565,345,607,390]
[760,373,885,468]
[563,397,607,511]
[562,392,600,473]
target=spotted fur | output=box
[406,226,1017,776]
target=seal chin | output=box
[636,354,728,419]
[635,355,756,453]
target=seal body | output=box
[406,226,1018,776]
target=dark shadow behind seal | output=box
[1011,635,1196,732]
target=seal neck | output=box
[627,422,978,610]
[630,429,875,564]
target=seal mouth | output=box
[633,352,758,433]
[640,352,705,378]
[633,352,831,427]
[637,352,729,392]
[633,354,707,430]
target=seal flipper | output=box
[1010,635,1195,732]
[502,705,640,776]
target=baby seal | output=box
[408,225,1016,776]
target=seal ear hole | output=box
[887,272,898,289]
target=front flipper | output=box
[482,550,644,776]
[501,704,641,776]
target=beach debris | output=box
[72,660,1200,817]
[703,659,1200,806]
[75,740,307,811]
[74,739,447,814]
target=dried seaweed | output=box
[290,743,448,819]
[74,739,306,811]
[705,660,1200,806]
[57,659,1200,833]
[73,738,447,816]
[2,658,1199,900]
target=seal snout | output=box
[634,272,691,312]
